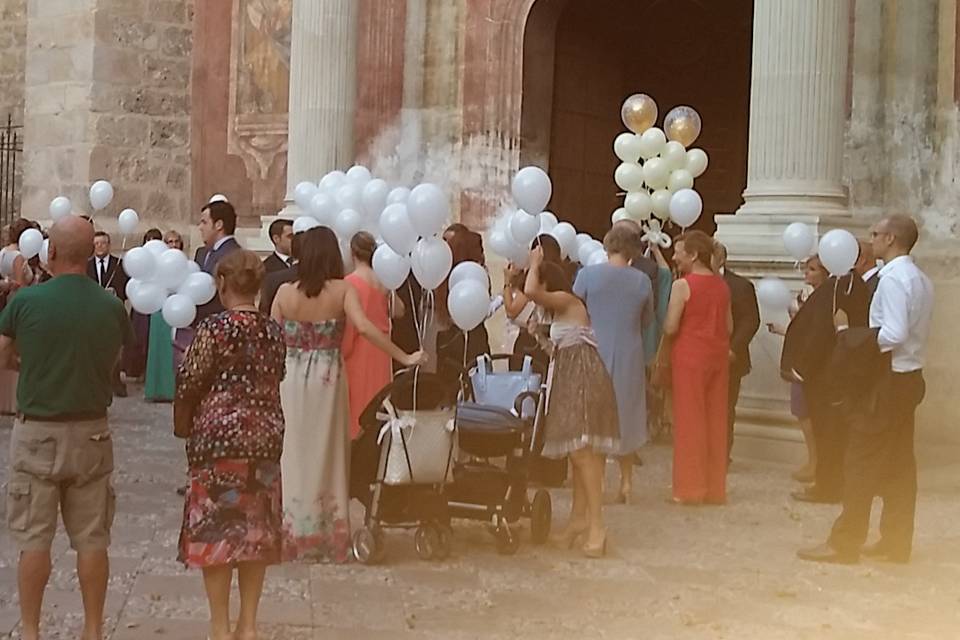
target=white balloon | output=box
[371,244,411,290]
[49,196,72,221]
[686,148,709,178]
[638,127,667,160]
[292,216,321,234]
[757,277,793,313]
[407,183,449,237]
[511,166,552,214]
[361,179,390,218]
[129,281,166,315]
[818,229,859,276]
[122,246,157,280]
[448,280,490,332]
[208,193,229,204]
[575,233,592,252]
[614,132,643,163]
[488,229,514,260]
[624,191,653,220]
[319,171,347,192]
[346,165,373,185]
[335,183,363,212]
[334,208,363,241]
[783,222,816,261]
[550,222,577,259]
[615,162,645,192]
[538,211,558,233]
[651,189,672,219]
[162,294,197,329]
[294,181,318,210]
[186,261,200,274]
[143,239,168,256]
[155,249,190,290]
[612,208,631,224]
[509,209,540,245]
[39,239,49,265]
[669,189,703,228]
[662,141,688,172]
[89,180,114,211]
[410,236,453,290]
[118,208,139,235]
[387,186,411,205]
[18,229,43,259]
[177,271,217,305]
[668,169,695,192]
[587,250,609,266]
[642,157,670,190]
[125,278,142,301]
[578,239,604,265]
[379,203,418,256]
[308,192,338,226]
[449,261,489,291]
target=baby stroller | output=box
[446,354,553,555]
[350,369,459,564]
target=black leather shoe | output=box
[862,542,910,563]
[791,488,840,504]
[797,543,859,565]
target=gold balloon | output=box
[621,93,658,134]
[664,106,702,148]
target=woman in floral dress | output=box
[177,250,286,640]
[271,227,424,563]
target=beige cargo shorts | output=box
[5,418,116,551]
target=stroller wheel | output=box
[352,527,384,565]
[495,524,520,556]
[530,490,552,545]
[434,524,453,560]
[414,524,441,561]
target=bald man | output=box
[0,215,132,640]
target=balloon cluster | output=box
[488,167,609,270]
[613,94,708,232]
[123,242,216,328]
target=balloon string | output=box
[462,330,468,370]
[407,281,423,350]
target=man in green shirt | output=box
[0,215,132,640]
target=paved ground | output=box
[0,389,959,639]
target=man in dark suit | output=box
[193,200,241,323]
[713,243,761,457]
[88,231,129,397]
[263,218,294,274]
[855,240,880,303]
[259,229,302,314]
[782,271,870,504]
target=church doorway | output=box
[522,0,754,239]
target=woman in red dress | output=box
[660,230,732,505]
[343,232,394,439]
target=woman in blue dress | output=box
[574,222,653,503]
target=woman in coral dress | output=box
[343,232,394,439]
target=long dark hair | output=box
[297,226,344,298]
[539,260,574,294]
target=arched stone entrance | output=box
[459,0,752,234]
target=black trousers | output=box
[829,370,925,556]
[726,372,743,456]
[805,380,849,500]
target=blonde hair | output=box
[215,250,264,297]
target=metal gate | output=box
[0,114,23,233]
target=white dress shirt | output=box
[861,264,881,283]
[212,235,235,252]
[274,251,292,267]
[869,255,934,372]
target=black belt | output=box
[18,411,107,423]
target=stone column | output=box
[280,0,359,216]
[715,0,861,461]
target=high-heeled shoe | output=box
[550,524,588,549]
[582,531,608,558]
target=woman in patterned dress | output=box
[271,227,424,563]
[176,250,286,640]
[524,246,621,558]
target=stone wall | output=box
[21,0,194,234]
[0,0,26,222]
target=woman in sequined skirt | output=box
[524,246,620,558]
